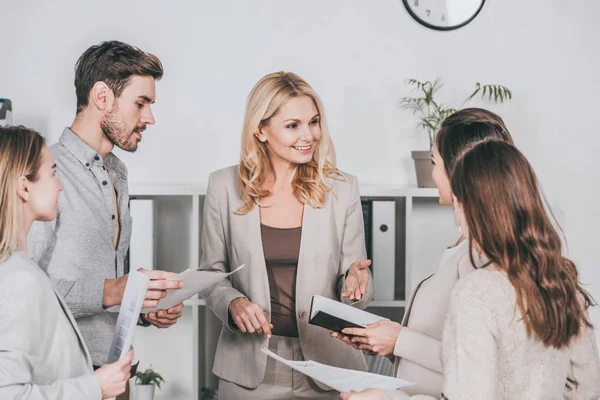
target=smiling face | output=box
[100,75,156,152]
[255,95,322,167]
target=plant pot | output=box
[134,384,155,400]
[411,150,435,188]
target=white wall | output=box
[2,0,599,357]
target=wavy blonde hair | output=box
[237,72,344,214]
[0,126,46,262]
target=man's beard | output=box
[100,109,143,153]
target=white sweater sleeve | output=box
[564,322,600,399]
[440,281,499,400]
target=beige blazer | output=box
[199,166,374,389]
[0,251,101,399]
[393,240,474,397]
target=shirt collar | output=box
[58,127,128,178]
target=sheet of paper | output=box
[107,264,245,313]
[261,348,414,393]
[106,270,149,400]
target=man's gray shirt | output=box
[28,128,132,366]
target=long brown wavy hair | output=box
[451,140,593,349]
[237,72,343,214]
[436,107,514,179]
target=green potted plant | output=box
[400,78,512,187]
[134,366,164,400]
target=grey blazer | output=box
[199,165,374,389]
[0,251,101,399]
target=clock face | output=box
[402,0,486,31]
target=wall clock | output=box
[402,0,486,31]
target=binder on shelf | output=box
[127,199,156,273]
[372,200,396,301]
[361,200,373,262]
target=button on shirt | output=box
[28,128,133,366]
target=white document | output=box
[107,264,245,313]
[106,270,149,400]
[261,348,414,393]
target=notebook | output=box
[308,295,388,334]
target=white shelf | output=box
[130,184,207,196]
[369,300,407,307]
[359,184,439,198]
[184,298,206,306]
[130,184,438,198]
[183,298,404,308]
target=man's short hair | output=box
[74,40,163,113]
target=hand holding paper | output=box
[138,269,184,309]
[93,349,134,399]
[107,264,245,313]
[105,270,149,400]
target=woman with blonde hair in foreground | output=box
[0,125,133,399]
[199,72,374,399]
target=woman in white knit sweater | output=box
[342,140,600,399]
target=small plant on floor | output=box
[135,366,164,388]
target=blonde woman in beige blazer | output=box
[199,72,374,399]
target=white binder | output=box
[129,199,156,270]
[372,201,396,301]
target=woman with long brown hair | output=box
[0,125,133,399]
[341,135,600,399]
[440,140,600,398]
[334,108,514,397]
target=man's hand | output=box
[138,269,184,309]
[144,303,184,329]
[102,269,183,308]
